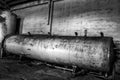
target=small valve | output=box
[75,32,78,36]
[100,32,104,37]
[84,29,87,37]
[28,32,31,36]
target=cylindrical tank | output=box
[1,11,17,34]
[3,35,114,72]
[0,17,7,47]
[0,23,6,43]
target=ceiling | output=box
[0,0,40,10]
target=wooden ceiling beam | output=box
[0,0,10,9]
[8,0,29,6]
[0,1,4,5]
[9,0,39,6]
[6,0,16,4]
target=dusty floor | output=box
[0,55,120,80]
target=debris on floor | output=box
[0,56,119,80]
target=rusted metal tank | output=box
[0,23,6,44]
[1,11,16,34]
[0,16,7,58]
[3,34,114,72]
[0,17,7,46]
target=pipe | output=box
[47,0,52,25]
[49,1,54,35]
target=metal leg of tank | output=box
[102,63,116,80]
[104,73,109,80]
[0,48,3,58]
[88,71,115,80]
[71,65,89,77]
[71,66,77,77]
[111,64,115,80]
[88,72,104,79]
[19,54,23,61]
[103,72,114,80]
[78,69,87,75]
[18,54,29,61]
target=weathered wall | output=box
[13,0,120,41]
[52,0,120,41]
[14,3,50,34]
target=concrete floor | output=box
[0,56,120,80]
